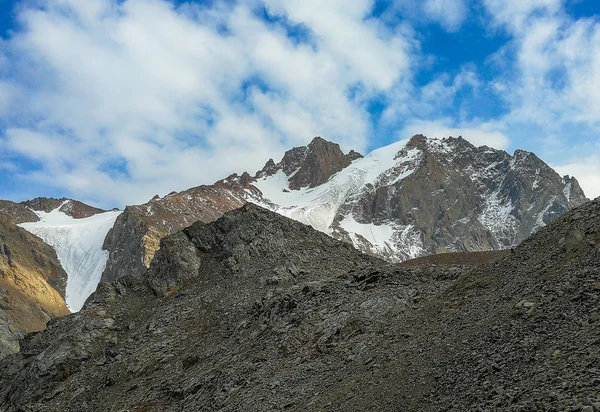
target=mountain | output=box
[101,135,588,284]
[1,199,598,410]
[0,215,69,359]
[252,134,588,260]
[0,198,121,360]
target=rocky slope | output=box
[1,200,599,411]
[0,216,69,360]
[0,201,39,224]
[102,135,588,283]
[101,177,260,282]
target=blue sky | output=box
[0,0,599,208]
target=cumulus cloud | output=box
[483,0,563,32]
[0,0,413,207]
[423,0,468,32]
[0,0,598,208]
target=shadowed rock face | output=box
[101,179,263,283]
[1,200,599,411]
[0,217,69,359]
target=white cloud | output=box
[382,66,480,124]
[0,0,413,207]
[483,0,563,32]
[400,119,510,150]
[423,0,468,32]
[481,0,600,193]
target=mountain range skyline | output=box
[0,0,598,207]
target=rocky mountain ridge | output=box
[101,135,588,283]
[0,198,108,225]
[1,199,598,411]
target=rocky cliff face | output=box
[257,136,363,189]
[101,178,261,282]
[0,217,69,359]
[100,135,588,283]
[1,200,599,411]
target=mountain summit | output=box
[256,136,363,189]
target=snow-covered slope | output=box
[19,204,121,311]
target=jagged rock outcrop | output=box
[0,217,69,359]
[101,179,262,282]
[1,200,599,411]
[562,175,588,208]
[256,136,363,189]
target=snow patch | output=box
[532,195,557,232]
[478,190,518,247]
[19,206,122,312]
[563,182,572,202]
[339,215,424,260]
[339,215,395,252]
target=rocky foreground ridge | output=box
[101,135,588,283]
[1,199,599,411]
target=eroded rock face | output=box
[1,200,599,411]
[101,180,263,282]
[0,217,69,359]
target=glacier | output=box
[19,204,122,312]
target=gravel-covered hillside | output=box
[1,199,598,411]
